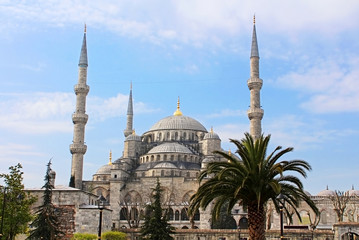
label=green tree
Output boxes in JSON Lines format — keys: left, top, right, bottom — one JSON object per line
{"left": 27, "top": 160, "right": 63, "bottom": 240}
{"left": 188, "top": 133, "right": 319, "bottom": 240}
{"left": 0, "top": 163, "right": 37, "bottom": 240}
{"left": 140, "top": 179, "right": 174, "bottom": 240}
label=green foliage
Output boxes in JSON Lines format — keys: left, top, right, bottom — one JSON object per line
{"left": 102, "top": 231, "right": 127, "bottom": 240}
{"left": 27, "top": 160, "right": 64, "bottom": 240}
{"left": 189, "top": 133, "right": 319, "bottom": 240}
{"left": 0, "top": 163, "right": 37, "bottom": 240}
{"left": 140, "top": 178, "right": 174, "bottom": 240}
{"left": 71, "top": 232, "right": 97, "bottom": 240}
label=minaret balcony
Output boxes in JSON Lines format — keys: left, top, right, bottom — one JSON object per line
{"left": 247, "top": 77, "right": 263, "bottom": 90}
{"left": 74, "top": 84, "right": 90, "bottom": 94}
{"left": 247, "top": 108, "right": 264, "bottom": 120}
{"left": 70, "top": 143, "right": 87, "bottom": 154}
{"left": 72, "top": 113, "right": 88, "bottom": 124}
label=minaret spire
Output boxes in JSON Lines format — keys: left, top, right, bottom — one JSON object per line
{"left": 124, "top": 83, "right": 134, "bottom": 137}
{"left": 70, "top": 26, "right": 90, "bottom": 189}
{"left": 247, "top": 16, "right": 264, "bottom": 140}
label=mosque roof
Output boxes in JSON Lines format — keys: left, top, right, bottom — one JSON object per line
{"left": 153, "top": 162, "right": 178, "bottom": 169}
{"left": 317, "top": 186, "right": 335, "bottom": 196}
{"left": 148, "top": 142, "right": 193, "bottom": 154}
{"left": 95, "top": 164, "right": 112, "bottom": 175}
{"left": 125, "top": 133, "right": 141, "bottom": 141}
{"left": 149, "top": 115, "right": 207, "bottom": 132}
{"left": 203, "top": 127, "right": 220, "bottom": 140}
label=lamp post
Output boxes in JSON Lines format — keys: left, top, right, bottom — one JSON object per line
{"left": 348, "top": 227, "right": 353, "bottom": 240}
{"left": 238, "top": 224, "right": 241, "bottom": 240}
{"left": 97, "top": 195, "right": 107, "bottom": 240}
{"left": 278, "top": 193, "right": 284, "bottom": 239}
{"left": 0, "top": 187, "right": 7, "bottom": 240}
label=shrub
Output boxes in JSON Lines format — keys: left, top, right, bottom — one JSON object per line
{"left": 102, "top": 231, "right": 127, "bottom": 240}
{"left": 71, "top": 232, "right": 98, "bottom": 240}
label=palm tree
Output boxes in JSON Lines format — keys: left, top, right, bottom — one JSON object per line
{"left": 188, "top": 133, "right": 319, "bottom": 240}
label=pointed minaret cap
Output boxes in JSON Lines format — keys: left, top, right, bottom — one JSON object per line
{"left": 250, "top": 15, "right": 259, "bottom": 58}
{"left": 127, "top": 82, "right": 133, "bottom": 115}
{"left": 108, "top": 150, "right": 112, "bottom": 165}
{"left": 173, "top": 97, "right": 183, "bottom": 116}
{"left": 79, "top": 24, "right": 88, "bottom": 67}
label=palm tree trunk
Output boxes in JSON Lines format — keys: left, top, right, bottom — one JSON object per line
{"left": 248, "top": 202, "right": 266, "bottom": 240}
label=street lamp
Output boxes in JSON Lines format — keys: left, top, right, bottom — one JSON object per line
{"left": 97, "top": 194, "right": 107, "bottom": 240}
{"left": 277, "top": 193, "right": 284, "bottom": 239}
{"left": 0, "top": 187, "right": 7, "bottom": 240}
{"left": 238, "top": 224, "right": 241, "bottom": 240}
{"left": 348, "top": 227, "right": 353, "bottom": 240}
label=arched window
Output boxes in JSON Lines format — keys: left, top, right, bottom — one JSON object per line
{"left": 157, "top": 155, "right": 160, "bottom": 161}
{"left": 239, "top": 217, "right": 248, "bottom": 229}
{"left": 183, "top": 132, "right": 187, "bottom": 140}
{"left": 320, "top": 211, "right": 328, "bottom": 224}
{"left": 193, "top": 209, "right": 200, "bottom": 221}
{"left": 167, "top": 132, "right": 170, "bottom": 140}
{"left": 168, "top": 208, "right": 174, "bottom": 221}
{"left": 164, "top": 155, "right": 167, "bottom": 161}
{"left": 158, "top": 133, "right": 162, "bottom": 141}
{"left": 130, "top": 208, "right": 139, "bottom": 220}
{"left": 171, "top": 155, "right": 174, "bottom": 161}
{"left": 161, "top": 170, "right": 165, "bottom": 177}
{"left": 151, "top": 155, "right": 154, "bottom": 161}
{"left": 120, "top": 208, "right": 128, "bottom": 220}
{"left": 175, "top": 132, "right": 178, "bottom": 140}
{"left": 181, "top": 208, "right": 189, "bottom": 221}
{"left": 175, "top": 210, "right": 180, "bottom": 221}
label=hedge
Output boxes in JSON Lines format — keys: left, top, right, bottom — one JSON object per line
{"left": 102, "top": 231, "right": 127, "bottom": 240}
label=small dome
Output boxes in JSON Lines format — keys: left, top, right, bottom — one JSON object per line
{"left": 95, "top": 164, "right": 112, "bottom": 175}
{"left": 154, "top": 162, "right": 178, "bottom": 169}
{"left": 347, "top": 186, "right": 359, "bottom": 196}
{"left": 149, "top": 115, "right": 207, "bottom": 132}
{"left": 317, "top": 186, "right": 335, "bottom": 196}
{"left": 203, "top": 132, "right": 220, "bottom": 140}
{"left": 148, "top": 143, "right": 192, "bottom": 154}
{"left": 125, "top": 133, "right": 141, "bottom": 141}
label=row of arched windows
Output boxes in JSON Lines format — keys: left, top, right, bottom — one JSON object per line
{"left": 119, "top": 207, "right": 200, "bottom": 221}
{"left": 140, "top": 154, "right": 199, "bottom": 163}
{"left": 144, "top": 131, "right": 204, "bottom": 144}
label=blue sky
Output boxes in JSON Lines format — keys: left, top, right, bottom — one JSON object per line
{"left": 0, "top": 0, "right": 358, "bottom": 195}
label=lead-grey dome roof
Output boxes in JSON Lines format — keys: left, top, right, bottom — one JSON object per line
{"left": 148, "top": 143, "right": 193, "bottom": 154}
{"left": 149, "top": 115, "right": 207, "bottom": 132}
{"left": 154, "top": 162, "right": 178, "bottom": 169}
{"left": 95, "top": 164, "right": 112, "bottom": 175}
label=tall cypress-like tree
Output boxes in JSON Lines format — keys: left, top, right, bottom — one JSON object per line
{"left": 0, "top": 164, "right": 37, "bottom": 240}
{"left": 27, "top": 160, "right": 63, "bottom": 240}
{"left": 140, "top": 179, "right": 174, "bottom": 240}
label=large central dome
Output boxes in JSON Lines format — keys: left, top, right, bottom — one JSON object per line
{"left": 149, "top": 115, "right": 207, "bottom": 132}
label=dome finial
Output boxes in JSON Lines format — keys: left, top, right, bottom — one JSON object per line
{"left": 173, "top": 96, "right": 183, "bottom": 116}
{"left": 228, "top": 148, "right": 232, "bottom": 156}
{"left": 210, "top": 126, "right": 214, "bottom": 133}
{"left": 108, "top": 150, "right": 112, "bottom": 165}
{"left": 253, "top": 14, "right": 255, "bottom": 25}
{"left": 84, "top": 23, "right": 87, "bottom": 33}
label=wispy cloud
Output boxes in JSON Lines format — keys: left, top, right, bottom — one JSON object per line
{"left": 206, "top": 109, "right": 242, "bottom": 118}
{"left": 1, "top": 1, "right": 358, "bottom": 47}
{"left": 275, "top": 57, "right": 359, "bottom": 113}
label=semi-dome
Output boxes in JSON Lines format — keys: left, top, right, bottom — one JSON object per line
{"left": 154, "top": 162, "right": 178, "bottom": 169}
{"left": 149, "top": 115, "right": 207, "bottom": 132}
{"left": 148, "top": 142, "right": 193, "bottom": 154}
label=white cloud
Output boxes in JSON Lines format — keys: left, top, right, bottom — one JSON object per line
{"left": 1, "top": 0, "right": 358, "bottom": 47}
{"left": 275, "top": 57, "right": 359, "bottom": 113}
{"left": 0, "top": 92, "right": 157, "bottom": 134}
{"left": 206, "top": 109, "right": 242, "bottom": 118}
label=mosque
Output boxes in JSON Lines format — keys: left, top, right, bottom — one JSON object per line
{"left": 27, "top": 19, "right": 359, "bottom": 239}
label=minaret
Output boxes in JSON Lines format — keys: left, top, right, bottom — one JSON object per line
{"left": 247, "top": 16, "right": 264, "bottom": 140}
{"left": 123, "top": 83, "right": 133, "bottom": 137}
{"left": 70, "top": 25, "right": 90, "bottom": 189}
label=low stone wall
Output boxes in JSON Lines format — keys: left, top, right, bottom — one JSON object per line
{"left": 121, "top": 228, "right": 334, "bottom": 240}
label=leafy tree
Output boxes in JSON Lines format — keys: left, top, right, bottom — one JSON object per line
{"left": 27, "top": 160, "right": 63, "bottom": 240}
{"left": 0, "top": 163, "right": 37, "bottom": 240}
{"left": 140, "top": 179, "right": 174, "bottom": 240}
{"left": 188, "top": 133, "right": 319, "bottom": 240}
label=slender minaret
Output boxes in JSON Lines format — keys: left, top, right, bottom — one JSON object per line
{"left": 70, "top": 25, "right": 90, "bottom": 189}
{"left": 123, "top": 83, "right": 133, "bottom": 137}
{"left": 247, "top": 16, "right": 264, "bottom": 140}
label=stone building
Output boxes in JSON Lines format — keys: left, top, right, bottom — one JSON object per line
{"left": 26, "top": 19, "right": 359, "bottom": 240}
